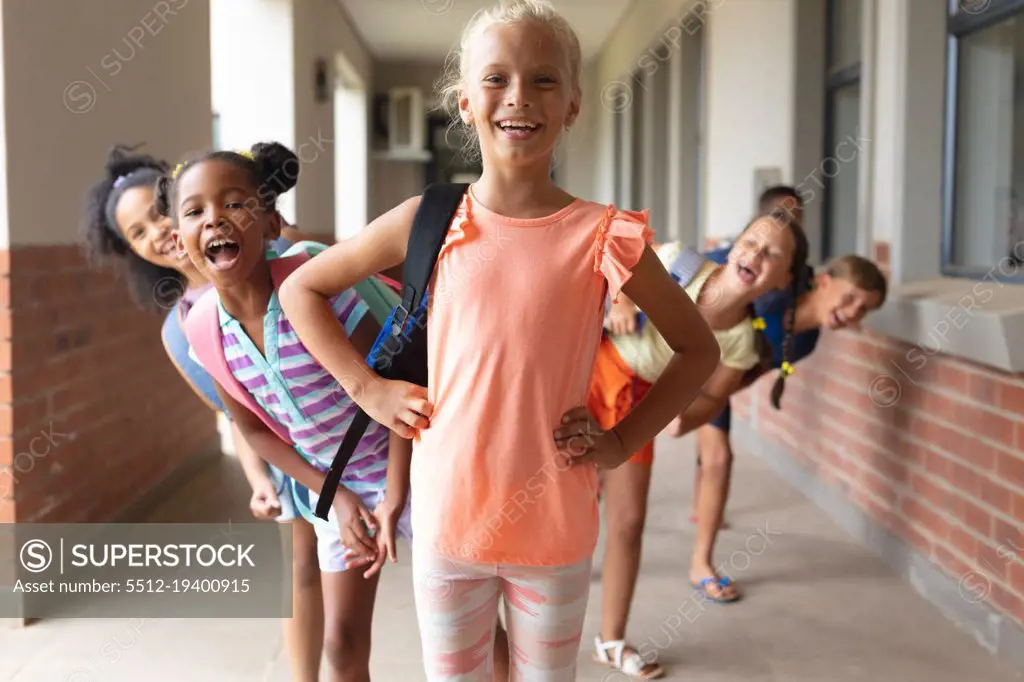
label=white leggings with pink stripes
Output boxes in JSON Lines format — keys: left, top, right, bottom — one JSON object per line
{"left": 412, "top": 544, "right": 592, "bottom": 681}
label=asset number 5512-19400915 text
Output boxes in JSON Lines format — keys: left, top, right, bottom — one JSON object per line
{"left": 125, "top": 578, "right": 251, "bottom": 593}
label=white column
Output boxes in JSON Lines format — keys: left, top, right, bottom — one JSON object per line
{"left": 873, "top": 0, "right": 945, "bottom": 284}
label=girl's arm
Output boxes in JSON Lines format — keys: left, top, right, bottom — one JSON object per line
{"left": 668, "top": 363, "right": 745, "bottom": 436}
{"left": 215, "top": 386, "right": 331, "bottom": 495}
{"left": 606, "top": 246, "right": 721, "bottom": 453}
{"left": 384, "top": 432, "right": 412, "bottom": 507}
{"left": 278, "top": 196, "right": 431, "bottom": 438}
{"left": 231, "top": 421, "right": 275, "bottom": 488}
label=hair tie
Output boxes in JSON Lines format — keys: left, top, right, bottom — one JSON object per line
{"left": 171, "top": 162, "right": 185, "bottom": 179}
{"left": 112, "top": 175, "right": 128, "bottom": 189}
{"left": 237, "top": 149, "right": 254, "bottom": 161}
{"left": 752, "top": 317, "right": 767, "bottom": 330}
{"left": 780, "top": 361, "right": 794, "bottom": 377}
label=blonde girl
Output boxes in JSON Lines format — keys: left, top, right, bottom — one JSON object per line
{"left": 278, "top": 1, "right": 721, "bottom": 679}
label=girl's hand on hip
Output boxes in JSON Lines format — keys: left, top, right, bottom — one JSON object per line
{"left": 334, "top": 488, "right": 379, "bottom": 568}
{"left": 363, "top": 379, "right": 433, "bottom": 439}
{"left": 553, "top": 406, "right": 630, "bottom": 470}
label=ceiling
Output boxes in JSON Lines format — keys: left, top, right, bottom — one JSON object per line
{"left": 336, "top": 0, "right": 636, "bottom": 62}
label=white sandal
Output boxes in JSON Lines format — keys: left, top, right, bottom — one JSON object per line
{"left": 593, "top": 636, "right": 665, "bottom": 679}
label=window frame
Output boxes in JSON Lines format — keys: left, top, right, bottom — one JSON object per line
{"left": 821, "top": 0, "right": 863, "bottom": 261}
{"left": 942, "top": 0, "right": 1024, "bottom": 281}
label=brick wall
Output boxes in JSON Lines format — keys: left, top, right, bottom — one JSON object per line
{"left": 734, "top": 311, "right": 1024, "bottom": 629}
{"left": 2, "top": 246, "right": 220, "bottom": 523}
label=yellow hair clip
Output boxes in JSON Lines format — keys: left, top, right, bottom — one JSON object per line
{"left": 171, "top": 162, "right": 185, "bottom": 179}
{"left": 780, "top": 361, "right": 794, "bottom": 377}
{"left": 237, "top": 149, "right": 254, "bottom": 160}
{"left": 752, "top": 317, "right": 767, "bottom": 330}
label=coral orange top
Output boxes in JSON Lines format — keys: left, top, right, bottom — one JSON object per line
{"left": 410, "top": 187, "right": 652, "bottom": 566}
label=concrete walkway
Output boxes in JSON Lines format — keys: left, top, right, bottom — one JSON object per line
{"left": 2, "top": 431, "right": 1021, "bottom": 681}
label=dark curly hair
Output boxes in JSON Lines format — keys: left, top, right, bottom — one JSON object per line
{"left": 154, "top": 141, "right": 299, "bottom": 226}
{"left": 80, "top": 144, "right": 182, "bottom": 313}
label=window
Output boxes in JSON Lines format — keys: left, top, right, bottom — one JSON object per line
{"left": 822, "top": 0, "right": 862, "bottom": 259}
{"left": 944, "top": 0, "right": 1024, "bottom": 279}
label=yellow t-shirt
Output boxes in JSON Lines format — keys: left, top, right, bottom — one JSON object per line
{"left": 609, "top": 241, "right": 760, "bottom": 382}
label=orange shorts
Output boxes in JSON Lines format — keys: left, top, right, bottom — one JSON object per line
{"left": 587, "top": 336, "right": 655, "bottom": 466}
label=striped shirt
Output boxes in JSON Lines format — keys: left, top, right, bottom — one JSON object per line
{"left": 189, "top": 243, "right": 389, "bottom": 495}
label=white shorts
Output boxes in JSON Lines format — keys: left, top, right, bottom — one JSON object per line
{"left": 305, "top": 486, "right": 413, "bottom": 573}
{"left": 268, "top": 465, "right": 298, "bottom": 522}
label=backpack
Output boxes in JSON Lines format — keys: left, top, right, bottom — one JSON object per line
{"left": 309, "top": 183, "right": 469, "bottom": 520}
{"left": 183, "top": 243, "right": 403, "bottom": 459}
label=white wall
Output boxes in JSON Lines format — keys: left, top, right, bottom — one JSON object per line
{"left": 872, "top": 0, "right": 945, "bottom": 284}
{"left": 565, "top": 0, "right": 797, "bottom": 246}
{"left": 211, "top": 0, "right": 372, "bottom": 235}
{"left": 5, "top": 0, "right": 211, "bottom": 246}
{"left": 211, "top": 0, "right": 296, "bottom": 220}
{"left": 292, "top": 0, "right": 372, "bottom": 236}
{"left": 564, "top": 0, "right": 701, "bottom": 205}
{"left": 703, "top": 0, "right": 796, "bottom": 241}
{"left": 368, "top": 61, "right": 446, "bottom": 220}
{"left": 792, "top": 0, "right": 826, "bottom": 257}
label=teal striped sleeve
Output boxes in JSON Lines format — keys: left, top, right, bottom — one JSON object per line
{"left": 331, "top": 289, "right": 370, "bottom": 337}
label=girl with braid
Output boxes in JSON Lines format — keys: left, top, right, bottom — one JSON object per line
{"left": 677, "top": 248, "right": 887, "bottom": 585}
{"left": 589, "top": 211, "right": 808, "bottom": 678}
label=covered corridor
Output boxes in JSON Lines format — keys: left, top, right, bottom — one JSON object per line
{"left": 0, "top": 0, "right": 1023, "bottom": 679}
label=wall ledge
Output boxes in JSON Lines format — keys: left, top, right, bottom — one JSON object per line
{"left": 732, "top": 418, "right": 1024, "bottom": 675}
{"left": 864, "top": 277, "right": 1024, "bottom": 373}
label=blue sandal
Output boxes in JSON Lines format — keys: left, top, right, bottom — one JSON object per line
{"left": 690, "top": 576, "right": 741, "bottom": 603}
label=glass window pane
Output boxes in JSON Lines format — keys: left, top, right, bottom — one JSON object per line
{"left": 953, "top": 17, "right": 1024, "bottom": 270}
{"left": 830, "top": 0, "right": 862, "bottom": 70}
{"left": 826, "top": 84, "right": 861, "bottom": 257}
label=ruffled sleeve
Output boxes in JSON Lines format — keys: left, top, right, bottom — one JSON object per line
{"left": 593, "top": 206, "right": 655, "bottom": 303}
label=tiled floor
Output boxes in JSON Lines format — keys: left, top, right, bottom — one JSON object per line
{"left": 2, "top": 432, "right": 1021, "bottom": 681}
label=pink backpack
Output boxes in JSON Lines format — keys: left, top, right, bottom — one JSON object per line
{"left": 184, "top": 249, "right": 400, "bottom": 444}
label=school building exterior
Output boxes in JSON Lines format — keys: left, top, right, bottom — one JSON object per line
{"left": 0, "top": 0, "right": 1021, "bottom": 673}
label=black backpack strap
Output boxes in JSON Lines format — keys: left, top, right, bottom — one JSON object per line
{"left": 314, "top": 183, "right": 468, "bottom": 522}
{"left": 391, "top": 183, "right": 470, "bottom": 338}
